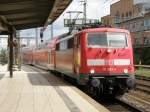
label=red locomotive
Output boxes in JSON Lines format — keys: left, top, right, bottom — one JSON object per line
{"left": 23, "top": 27, "right": 135, "bottom": 96}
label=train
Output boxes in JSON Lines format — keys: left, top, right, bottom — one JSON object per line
{"left": 23, "top": 27, "right": 136, "bottom": 96}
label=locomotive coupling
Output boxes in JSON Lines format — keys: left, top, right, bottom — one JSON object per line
{"left": 91, "top": 78, "right": 100, "bottom": 88}
{"left": 126, "top": 75, "right": 136, "bottom": 89}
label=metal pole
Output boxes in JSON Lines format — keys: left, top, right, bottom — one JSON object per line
{"left": 9, "top": 28, "right": 14, "bottom": 78}
{"left": 80, "top": 0, "right": 87, "bottom": 25}
{"left": 66, "top": 11, "right": 83, "bottom": 32}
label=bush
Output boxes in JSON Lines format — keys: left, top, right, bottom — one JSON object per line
{"left": 133, "top": 47, "right": 150, "bottom": 65}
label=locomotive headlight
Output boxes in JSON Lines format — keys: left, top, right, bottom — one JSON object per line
{"left": 107, "top": 49, "right": 111, "bottom": 53}
{"left": 90, "top": 69, "right": 95, "bottom": 74}
{"left": 124, "top": 69, "right": 128, "bottom": 73}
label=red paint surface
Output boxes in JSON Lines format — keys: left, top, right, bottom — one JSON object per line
{"left": 24, "top": 28, "right": 134, "bottom": 77}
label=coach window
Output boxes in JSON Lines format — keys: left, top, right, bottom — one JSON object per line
{"left": 67, "top": 38, "right": 73, "bottom": 49}
{"left": 60, "top": 40, "right": 67, "bottom": 50}
{"left": 56, "top": 43, "right": 60, "bottom": 51}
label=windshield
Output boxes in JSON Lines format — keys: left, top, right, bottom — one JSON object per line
{"left": 87, "top": 32, "right": 127, "bottom": 48}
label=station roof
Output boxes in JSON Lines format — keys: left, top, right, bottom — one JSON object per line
{"left": 0, "top": 0, "right": 72, "bottom": 31}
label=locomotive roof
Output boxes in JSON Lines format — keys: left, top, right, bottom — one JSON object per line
{"left": 81, "top": 28, "right": 130, "bottom": 34}
{"left": 36, "top": 27, "right": 130, "bottom": 50}
{"left": 52, "top": 27, "right": 130, "bottom": 43}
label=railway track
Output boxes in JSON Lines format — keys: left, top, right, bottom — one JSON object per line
{"left": 135, "top": 75, "right": 150, "bottom": 94}
{"left": 97, "top": 96, "right": 142, "bottom": 112}
{"left": 29, "top": 65, "right": 144, "bottom": 112}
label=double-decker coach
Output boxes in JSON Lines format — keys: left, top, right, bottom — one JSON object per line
{"left": 24, "top": 27, "right": 135, "bottom": 96}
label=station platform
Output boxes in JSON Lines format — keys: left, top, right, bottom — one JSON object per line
{"left": 0, "top": 65, "right": 109, "bottom": 112}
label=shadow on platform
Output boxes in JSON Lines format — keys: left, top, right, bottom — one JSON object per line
{"left": 22, "top": 65, "right": 73, "bottom": 87}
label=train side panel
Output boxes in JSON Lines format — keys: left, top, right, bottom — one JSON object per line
{"left": 47, "top": 50, "right": 55, "bottom": 70}
{"left": 55, "top": 48, "right": 74, "bottom": 77}
{"left": 23, "top": 51, "right": 33, "bottom": 65}
{"left": 33, "top": 49, "right": 49, "bottom": 69}
{"left": 55, "top": 34, "right": 82, "bottom": 79}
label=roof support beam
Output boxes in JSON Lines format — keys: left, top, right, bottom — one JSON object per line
{"left": 0, "top": 15, "right": 9, "bottom": 32}
{"left": 11, "top": 18, "right": 45, "bottom": 25}
{"left": 15, "top": 22, "right": 43, "bottom": 30}
{"left": 8, "top": 27, "right": 14, "bottom": 78}
{"left": 5, "top": 12, "right": 48, "bottom": 20}
{"left": 0, "top": 1, "right": 49, "bottom": 11}
{"left": 0, "top": 7, "right": 50, "bottom": 16}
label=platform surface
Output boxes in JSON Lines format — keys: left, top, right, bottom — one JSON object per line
{"left": 0, "top": 65, "right": 109, "bottom": 112}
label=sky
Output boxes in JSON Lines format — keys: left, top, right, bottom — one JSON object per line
{"left": 20, "top": 0, "right": 119, "bottom": 41}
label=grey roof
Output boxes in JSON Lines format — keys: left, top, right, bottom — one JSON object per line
{"left": 0, "top": 0, "right": 72, "bottom": 30}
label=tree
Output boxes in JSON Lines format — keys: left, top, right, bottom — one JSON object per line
{"left": 0, "top": 48, "right": 8, "bottom": 64}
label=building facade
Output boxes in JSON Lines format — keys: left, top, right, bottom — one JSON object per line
{"left": 101, "top": 0, "right": 141, "bottom": 26}
{"left": 101, "top": 15, "right": 112, "bottom": 26}
{"left": 101, "top": 0, "right": 150, "bottom": 46}
{"left": 121, "top": 12, "right": 150, "bottom": 46}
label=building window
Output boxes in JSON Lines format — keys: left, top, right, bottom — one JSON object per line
{"left": 144, "top": 19, "right": 149, "bottom": 27}
{"left": 114, "top": 15, "right": 120, "bottom": 24}
{"left": 133, "top": 9, "right": 134, "bottom": 17}
{"left": 126, "top": 12, "right": 128, "bottom": 18}
{"left": 144, "top": 20, "right": 147, "bottom": 27}
{"left": 122, "top": 13, "right": 127, "bottom": 22}
{"left": 129, "top": 11, "right": 132, "bottom": 18}
{"left": 143, "top": 37, "right": 149, "bottom": 45}
{"left": 134, "top": 38, "right": 140, "bottom": 45}
{"left": 132, "top": 21, "right": 136, "bottom": 28}
{"left": 124, "top": 22, "right": 128, "bottom": 29}
{"left": 122, "top": 13, "right": 124, "bottom": 19}
{"left": 141, "top": 20, "right": 144, "bottom": 26}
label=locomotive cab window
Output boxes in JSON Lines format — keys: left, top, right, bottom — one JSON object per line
{"left": 87, "top": 32, "right": 127, "bottom": 48}
{"left": 88, "top": 33, "right": 107, "bottom": 47}
{"left": 107, "top": 32, "right": 127, "bottom": 48}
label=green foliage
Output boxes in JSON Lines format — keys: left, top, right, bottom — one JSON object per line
{"left": 135, "top": 68, "right": 150, "bottom": 77}
{"left": 0, "top": 48, "right": 8, "bottom": 64}
{"left": 133, "top": 47, "right": 150, "bottom": 65}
